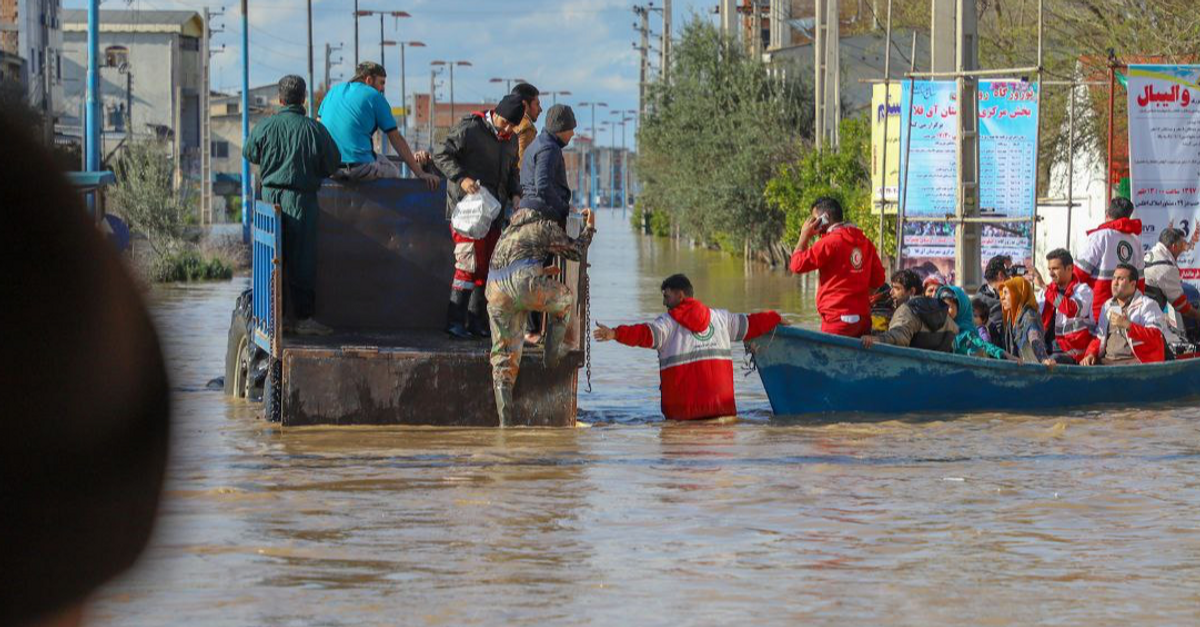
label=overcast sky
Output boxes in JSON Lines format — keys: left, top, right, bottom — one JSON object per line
{"left": 66, "top": 0, "right": 719, "bottom": 141}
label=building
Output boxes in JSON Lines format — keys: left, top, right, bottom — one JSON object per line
{"left": 209, "top": 83, "right": 275, "bottom": 182}
{"left": 59, "top": 9, "right": 205, "bottom": 179}
{"left": 1, "top": 0, "right": 65, "bottom": 139}
{"left": 764, "top": 28, "right": 929, "bottom": 114}
{"left": 0, "top": 48, "right": 24, "bottom": 83}
{"left": 410, "top": 93, "right": 496, "bottom": 151}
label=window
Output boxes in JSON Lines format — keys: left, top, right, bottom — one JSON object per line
{"left": 211, "top": 141, "right": 229, "bottom": 159}
{"left": 105, "top": 46, "right": 128, "bottom": 68}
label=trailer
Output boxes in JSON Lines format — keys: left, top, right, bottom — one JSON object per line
{"left": 224, "top": 178, "right": 587, "bottom": 427}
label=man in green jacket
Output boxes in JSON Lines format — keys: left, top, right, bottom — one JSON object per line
{"left": 244, "top": 75, "right": 341, "bottom": 335}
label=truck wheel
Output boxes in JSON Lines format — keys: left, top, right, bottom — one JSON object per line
{"left": 263, "top": 358, "right": 282, "bottom": 423}
{"left": 224, "top": 288, "right": 253, "bottom": 396}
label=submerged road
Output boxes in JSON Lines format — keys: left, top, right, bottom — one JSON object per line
{"left": 89, "top": 210, "right": 1200, "bottom": 626}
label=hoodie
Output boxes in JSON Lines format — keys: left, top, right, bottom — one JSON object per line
{"left": 1073, "top": 217, "right": 1145, "bottom": 320}
{"left": 613, "top": 298, "right": 781, "bottom": 420}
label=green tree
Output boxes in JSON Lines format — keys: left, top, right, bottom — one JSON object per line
{"left": 109, "top": 141, "right": 189, "bottom": 260}
{"left": 766, "top": 116, "right": 896, "bottom": 260}
{"left": 637, "top": 16, "right": 813, "bottom": 258}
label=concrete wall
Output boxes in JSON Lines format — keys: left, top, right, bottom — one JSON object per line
{"left": 61, "top": 31, "right": 180, "bottom": 134}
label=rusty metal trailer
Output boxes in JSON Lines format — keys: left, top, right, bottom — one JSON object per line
{"left": 240, "top": 178, "right": 586, "bottom": 427}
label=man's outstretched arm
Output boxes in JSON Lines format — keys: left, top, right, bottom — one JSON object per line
{"left": 594, "top": 322, "right": 655, "bottom": 348}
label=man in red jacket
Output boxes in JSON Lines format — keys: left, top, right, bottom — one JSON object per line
{"left": 1073, "top": 197, "right": 1144, "bottom": 321}
{"left": 788, "top": 197, "right": 886, "bottom": 337}
{"left": 593, "top": 274, "right": 783, "bottom": 421}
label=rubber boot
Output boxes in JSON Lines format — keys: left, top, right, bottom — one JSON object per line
{"left": 543, "top": 317, "right": 569, "bottom": 369}
{"left": 445, "top": 289, "right": 472, "bottom": 340}
{"left": 494, "top": 380, "right": 515, "bottom": 427}
{"left": 467, "top": 286, "right": 491, "bottom": 339}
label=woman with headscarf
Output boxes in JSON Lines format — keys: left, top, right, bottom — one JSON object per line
{"left": 1000, "top": 277, "right": 1055, "bottom": 366}
{"left": 935, "top": 285, "right": 1014, "bottom": 360}
{"left": 923, "top": 272, "right": 948, "bottom": 298}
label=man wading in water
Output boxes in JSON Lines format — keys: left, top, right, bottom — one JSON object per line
{"left": 594, "top": 274, "right": 783, "bottom": 421}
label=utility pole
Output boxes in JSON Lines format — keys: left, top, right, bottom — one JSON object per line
{"left": 428, "top": 68, "right": 437, "bottom": 151}
{"left": 814, "top": 0, "right": 841, "bottom": 150}
{"left": 632, "top": 5, "right": 652, "bottom": 117}
{"left": 240, "top": 0, "right": 251, "bottom": 242}
{"left": 353, "top": 0, "right": 359, "bottom": 67}
{"left": 307, "top": 0, "right": 314, "bottom": 116}
{"left": 324, "top": 43, "right": 344, "bottom": 92}
{"left": 660, "top": 0, "right": 671, "bottom": 83}
{"left": 929, "top": 0, "right": 981, "bottom": 288}
{"left": 201, "top": 7, "right": 217, "bottom": 225}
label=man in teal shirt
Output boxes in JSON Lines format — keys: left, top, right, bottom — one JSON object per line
{"left": 318, "top": 61, "right": 438, "bottom": 187}
{"left": 244, "top": 75, "right": 341, "bottom": 335}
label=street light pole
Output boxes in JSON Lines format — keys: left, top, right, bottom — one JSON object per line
{"left": 306, "top": 0, "right": 314, "bottom": 117}
{"left": 578, "top": 101, "right": 608, "bottom": 209}
{"left": 353, "top": 0, "right": 359, "bottom": 66}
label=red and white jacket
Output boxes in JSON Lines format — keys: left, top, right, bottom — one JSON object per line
{"left": 613, "top": 298, "right": 782, "bottom": 421}
{"left": 789, "top": 223, "right": 886, "bottom": 328}
{"left": 1073, "top": 217, "right": 1145, "bottom": 320}
{"left": 1085, "top": 292, "right": 1166, "bottom": 363}
{"left": 1037, "top": 280, "right": 1095, "bottom": 362}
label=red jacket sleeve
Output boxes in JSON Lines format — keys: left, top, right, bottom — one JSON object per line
{"left": 614, "top": 324, "right": 654, "bottom": 348}
{"left": 1128, "top": 323, "right": 1166, "bottom": 363}
{"left": 789, "top": 238, "right": 829, "bottom": 274}
{"left": 1073, "top": 264, "right": 1096, "bottom": 287}
{"left": 743, "top": 311, "right": 782, "bottom": 341}
{"left": 1085, "top": 337, "right": 1102, "bottom": 358}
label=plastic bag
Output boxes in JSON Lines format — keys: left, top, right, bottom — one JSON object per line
{"left": 450, "top": 188, "right": 502, "bottom": 239}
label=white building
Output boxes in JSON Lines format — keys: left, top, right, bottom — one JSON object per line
{"left": 1, "top": 0, "right": 66, "bottom": 130}
{"left": 59, "top": 9, "right": 205, "bottom": 179}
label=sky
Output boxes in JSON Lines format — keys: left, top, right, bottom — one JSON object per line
{"left": 66, "top": 0, "right": 719, "bottom": 143}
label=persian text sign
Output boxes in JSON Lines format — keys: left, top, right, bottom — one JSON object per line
{"left": 871, "top": 83, "right": 902, "bottom": 211}
{"left": 1127, "top": 65, "right": 1200, "bottom": 280}
{"left": 897, "top": 80, "right": 1039, "bottom": 275}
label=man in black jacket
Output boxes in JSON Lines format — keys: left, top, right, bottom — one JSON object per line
{"left": 434, "top": 94, "right": 525, "bottom": 339}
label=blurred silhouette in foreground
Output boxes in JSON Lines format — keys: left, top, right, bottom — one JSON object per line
{"left": 0, "top": 114, "right": 171, "bottom": 626}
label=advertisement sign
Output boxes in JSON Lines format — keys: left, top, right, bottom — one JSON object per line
{"left": 1127, "top": 64, "right": 1200, "bottom": 281}
{"left": 897, "top": 80, "right": 1039, "bottom": 280}
{"left": 871, "top": 83, "right": 902, "bottom": 213}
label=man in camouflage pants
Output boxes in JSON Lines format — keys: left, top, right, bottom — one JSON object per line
{"left": 486, "top": 207, "right": 596, "bottom": 425}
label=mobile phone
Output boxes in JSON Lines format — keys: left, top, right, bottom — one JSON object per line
{"left": 1011, "top": 265, "right": 1026, "bottom": 277}
{"left": 817, "top": 213, "right": 831, "bottom": 233}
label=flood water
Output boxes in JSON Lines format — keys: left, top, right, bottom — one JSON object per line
{"left": 90, "top": 210, "right": 1200, "bottom": 625}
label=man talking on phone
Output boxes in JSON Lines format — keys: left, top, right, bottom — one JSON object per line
{"left": 789, "top": 197, "right": 886, "bottom": 337}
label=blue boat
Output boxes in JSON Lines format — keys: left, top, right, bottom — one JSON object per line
{"left": 749, "top": 325, "right": 1200, "bottom": 415}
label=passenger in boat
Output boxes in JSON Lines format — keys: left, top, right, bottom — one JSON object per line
{"left": 936, "top": 286, "right": 1010, "bottom": 360}
{"left": 487, "top": 205, "right": 596, "bottom": 425}
{"left": 975, "top": 255, "right": 1010, "bottom": 347}
{"left": 244, "top": 75, "right": 342, "bottom": 336}
{"left": 1029, "top": 248, "right": 1095, "bottom": 364}
{"left": 861, "top": 270, "right": 957, "bottom": 351}
{"left": 511, "top": 83, "right": 542, "bottom": 166}
{"left": 1074, "top": 197, "right": 1144, "bottom": 320}
{"left": 923, "top": 272, "right": 948, "bottom": 298}
{"left": 1000, "top": 277, "right": 1056, "bottom": 366}
{"left": 1081, "top": 264, "right": 1167, "bottom": 366}
{"left": 435, "top": 94, "right": 527, "bottom": 340}
{"left": 593, "top": 274, "right": 784, "bottom": 421}
{"left": 788, "top": 196, "right": 886, "bottom": 338}
{"left": 972, "top": 298, "right": 994, "bottom": 344}
{"left": 1144, "top": 228, "right": 1200, "bottom": 348}
{"left": 318, "top": 62, "right": 439, "bottom": 186}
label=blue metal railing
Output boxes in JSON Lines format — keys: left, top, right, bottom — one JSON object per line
{"left": 252, "top": 201, "right": 280, "bottom": 356}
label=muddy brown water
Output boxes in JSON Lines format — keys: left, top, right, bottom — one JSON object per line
{"left": 89, "top": 210, "right": 1200, "bottom": 625}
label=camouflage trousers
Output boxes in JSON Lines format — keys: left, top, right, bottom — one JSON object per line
{"left": 485, "top": 267, "right": 575, "bottom": 388}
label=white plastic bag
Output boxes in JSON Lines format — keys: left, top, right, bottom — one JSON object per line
{"left": 450, "top": 188, "right": 502, "bottom": 239}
